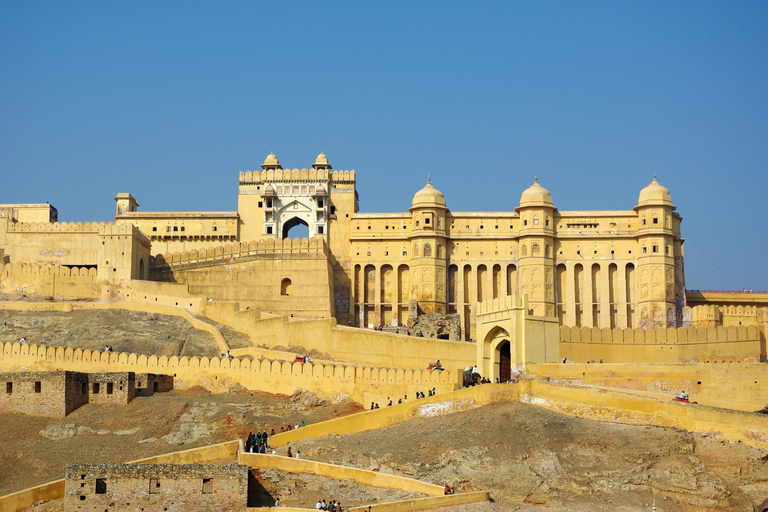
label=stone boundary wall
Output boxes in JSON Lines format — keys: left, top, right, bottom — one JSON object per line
{"left": 559, "top": 324, "right": 766, "bottom": 363}
{"left": 0, "top": 263, "right": 99, "bottom": 299}
{"left": 344, "top": 492, "right": 491, "bottom": 512}
{"left": 0, "top": 339, "right": 456, "bottom": 405}
{"left": 526, "top": 362, "right": 768, "bottom": 412}
{"left": 270, "top": 382, "right": 768, "bottom": 450}
{"left": 238, "top": 453, "right": 444, "bottom": 496}
{"left": 150, "top": 236, "right": 328, "bottom": 269}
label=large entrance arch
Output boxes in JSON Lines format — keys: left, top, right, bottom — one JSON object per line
{"left": 282, "top": 217, "right": 309, "bottom": 239}
{"left": 480, "top": 325, "right": 512, "bottom": 382}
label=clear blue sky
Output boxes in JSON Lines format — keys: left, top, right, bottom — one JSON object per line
{"left": 1, "top": 1, "right": 766, "bottom": 291}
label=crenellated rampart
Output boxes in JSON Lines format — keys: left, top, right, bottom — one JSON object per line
{"left": 0, "top": 340, "right": 457, "bottom": 405}
{"left": 150, "top": 236, "right": 328, "bottom": 269}
{"left": 239, "top": 168, "right": 356, "bottom": 183}
{"left": 559, "top": 324, "right": 766, "bottom": 363}
{"left": 0, "top": 263, "right": 99, "bottom": 299}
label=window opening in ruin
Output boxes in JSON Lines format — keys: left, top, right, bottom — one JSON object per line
{"left": 95, "top": 479, "right": 107, "bottom": 494}
{"left": 281, "top": 278, "right": 292, "bottom": 296}
{"left": 153, "top": 382, "right": 159, "bottom": 392}
{"left": 79, "top": 496, "right": 85, "bottom": 501}
{"left": 149, "top": 478, "right": 160, "bottom": 494}
{"left": 202, "top": 478, "right": 213, "bottom": 494}
{"left": 6, "top": 382, "right": 11, "bottom": 394}
{"left": 34, "top": 381, "right": 41, "bottom": 393}
{"left": 107, "top": 383, "right": 113, "bottom": 395}
{"left": 93, "top": 383, "right": 100, "bottom": 394}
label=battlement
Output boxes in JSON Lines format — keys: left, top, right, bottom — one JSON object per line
{"left": 239, "top": 168, "right": 356, "bottom": 184}
{"left": 7, "top": 221, "right": 107, "bottom": 233}
{"left": 150, "top": 236, "right": 329, "bottom": 269}
{"left": 2, "top": 263, "right": 98, "bottom": 278}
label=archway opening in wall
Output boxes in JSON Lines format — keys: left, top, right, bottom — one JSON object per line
{"left": 282, "top": 217, "right": 309, "bottom": 239}
{"left": 281, "top": 278, "right": 292, "bottom": 296}
{"left": 497, "top": 340, "right": 511, "bottom": 382}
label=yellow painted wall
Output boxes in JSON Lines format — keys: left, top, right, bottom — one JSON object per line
{"left": 238, "top": 453, "right": 444, "bottom": 496}
{"left": 559, "top": 324, "right": 766, "bottom": 363}
{"left": 0, "top": 263, "right": 100, "bottom": 299}
{"left": 526, "top": 362, "right": 768, "bottom": 411}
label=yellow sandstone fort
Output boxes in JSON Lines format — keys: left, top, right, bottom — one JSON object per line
{"left": 1, "top": 152, "right": 766, "bottom": 379}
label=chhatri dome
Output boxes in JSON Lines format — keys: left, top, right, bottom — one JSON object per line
{"left": 519, "top": 175, "right": 554, "bottom": 207}
{"left": 637, "top": 174, "right": 673, "bottom": 207}
{"left": 313, "top": 151, "right": 332, "bottom": 169}
{"left": 261, "top": 152, "right": 281, "bottom": 170}
{"left": 411, "top": 176, "right": 446, "bottom": 208}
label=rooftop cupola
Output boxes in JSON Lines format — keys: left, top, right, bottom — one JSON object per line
{"left": 312, "top": 152, "right": 332, "bottom": 170}
{"left": 261, "top": 152, "right": 281, "bottom": 171}
{"left": 637, "top": 174, "right": 673, "bottom": 207}
{"left": 518, "top": 175, "right": 554, "bottom": 208}
{"left": 411, "top": 176, "right": 446, "bottom": 209}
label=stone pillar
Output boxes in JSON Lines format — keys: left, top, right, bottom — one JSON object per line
{"left": 565, "top": 263, "right": 576, "bottom": 327}
{"left": 487, "top": 267, "right": 495, "bottom": 301}
{"left": 374, "top": 265, "right": 381, "bottom": 328}
{"left": 616, "top": 262, "right": 628, "bottom": 329}
{"left": 600, "top": 263, "right": 612, "bottom": 328}
{"left": 501, "top": 265, "right": 509, "bottom": 298}
{"left": 583, "top": 265, "right": 594, "bottom": 328}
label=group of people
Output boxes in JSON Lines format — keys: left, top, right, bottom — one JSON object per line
{"left": 285, "top": 447, "right": 301, "bottom": 459}
{"left": 279, "top": 421, "right": 306, "bottom": 432}
{"left": 370, "top": 388, "right": 438, "bottom": 410}
{"left": 315, "top": 499, "right": 343, "bottom": 511}
{"left": 245, "top": 431, "right": 271, "bottom": 453}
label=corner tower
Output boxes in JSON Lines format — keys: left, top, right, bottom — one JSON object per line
{"left": 409, "top": 177, "right": 449, "bottom": 315}
{"left": 634, "top": 175, "right": 683, "bottom": 327}
{"left": 515, "top": 177, "right": 556, "bottom": 317}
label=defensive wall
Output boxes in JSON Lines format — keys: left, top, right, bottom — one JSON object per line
{"left": 268, "top": 382, "right": 768, "bottom": 451}
{"left": 149, "top": 237, "right": 335, "bottom": 319}
{"left": 0, "top": 263, "right": 99, "bottom": 299}
{"left": 559, "top": 324, "right": 766, "bottom": 363}
{"left": 239, "top": 453, "right": 443, "bottom": 496}
{"left": 0, "top": 340, "right": 458, "bottom": 406}
{"left": 526, "top": 362, "right": 768, "bottom": 412}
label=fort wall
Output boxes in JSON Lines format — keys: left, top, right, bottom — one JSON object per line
{"left": 0, "top": 340, "right": 458, "bottom": 406}
{"left": 238, "top": 453, "right": 444, "bottom": 496}
{"left": 559, "top": 324, "right": 766, "bottom": 363}
{"left": 0, "top": 263, "right": 99, "bottom": 299}
{"left": 149, "top": 237, "right": 334, "bottom": 318}
{"left": 525, "top": 362, "right": 768, "bottom": 412}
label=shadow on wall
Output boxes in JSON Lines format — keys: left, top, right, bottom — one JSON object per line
{"left": 248, "top": 468, "right": 277, "bottom": 507}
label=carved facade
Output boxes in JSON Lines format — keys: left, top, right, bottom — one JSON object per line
{"left": 2, "top": 152, "right": 764, "bottom": 340}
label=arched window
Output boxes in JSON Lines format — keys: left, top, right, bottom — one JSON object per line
{"left": 532, "top": 243, "right": 540, "bottom": 256}
{"left": 413, "top": 243, "right": 419, "bottom": 257}
{"left": 281, "top": 278, "right": 292, "bottom": 296}
{"left": 521, "top": 245, "right": 528, "bottom": 257}
{"left": 437, "top": 244, "right": 443, "bottom": 258}
{"left": 423, "top": 244, "right": 432, "bottom": 257}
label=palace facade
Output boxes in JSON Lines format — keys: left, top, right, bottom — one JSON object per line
{"left": 2, "top": 152, "right": 766, "bottom": 340}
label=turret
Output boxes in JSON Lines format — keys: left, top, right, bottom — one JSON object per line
{"left": 515, "top": 176, "right": 556, "bottom": 317}
{"left": 634, "top": 175, "right": 681, "bottom": 327}
{"left": 409, "top": 177, "right": 449, "bottom": 315}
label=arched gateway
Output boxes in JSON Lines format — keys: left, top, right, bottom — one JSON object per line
{"left": 476, "top": 294, "right": 560, "bottom": 382}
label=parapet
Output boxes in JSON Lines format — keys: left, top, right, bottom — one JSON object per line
{"left": 150, "top": 236, "right": 329, "bottom": 269}
{"left": 239, "top": 168, "right": 355, "bottom": 184}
